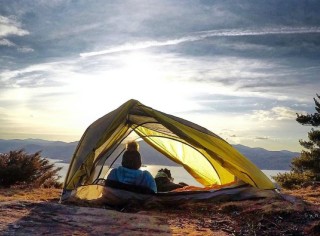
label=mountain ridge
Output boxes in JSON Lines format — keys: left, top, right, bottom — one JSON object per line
{"left": 0, "top": 139, "right": 299, "bottom": 170}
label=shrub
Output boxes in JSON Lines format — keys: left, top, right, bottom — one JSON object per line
{"left": 273, "top": 171, "right": 310, "bottom": 189}
{"left": 0, "top": 149, "right": 62, "bottom": 188}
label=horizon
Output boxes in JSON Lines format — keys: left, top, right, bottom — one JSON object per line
{"left": 1, "top": 1, "right": 320, "bottom": 152}
{"left": 0, "top": 137, "right": 300, "bottom": 153}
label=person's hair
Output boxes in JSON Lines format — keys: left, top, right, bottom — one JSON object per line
{"left": 126, "top": 141, "right": 139, "bottom": 151}
{"left": 121, "top": 141, "right": 141, "bottom": 169}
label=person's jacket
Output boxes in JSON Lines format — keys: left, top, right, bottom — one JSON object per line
{"left": 107, "top": 166, "right": 157, "bottom": 193}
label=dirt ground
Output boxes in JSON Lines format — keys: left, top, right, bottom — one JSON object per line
{"left": 0, "top": 187, "right": 319, "bottom": 235}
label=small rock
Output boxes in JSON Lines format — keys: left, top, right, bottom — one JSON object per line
{"left": 12, "top": 224, "right": 21, "bottom": 229}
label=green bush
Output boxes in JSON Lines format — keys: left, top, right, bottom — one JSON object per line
{"left": 272, "top": 171, "right": 310, "bottom": 189}
{"left": 0, "top": 149, "right": 62, "bottom": 188}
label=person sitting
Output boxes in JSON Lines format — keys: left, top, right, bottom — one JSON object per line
{"left": 155, "top": 168, "right": 188, "bottom": 192}
{"left": 106, "top": 141, "right": 157, "bottom": 193}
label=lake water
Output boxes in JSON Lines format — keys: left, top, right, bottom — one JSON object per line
{"left": 54, "top": 161, "right": 288, "bottom": 186}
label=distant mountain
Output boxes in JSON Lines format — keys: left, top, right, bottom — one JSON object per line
{"left": 0, "top": 139, "right": 299, "bottom": 170}
{"left": 233, "top": 144, "right": 299, "bottom": 170}
{"left": 0, "top": 139, "right": 78, "bottom": 162}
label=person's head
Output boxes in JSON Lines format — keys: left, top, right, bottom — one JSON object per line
{"left": 121, "top": 142, "right": 142, "bottom": 170}
{"left": 126, "top": 141, "right": 139, "bottom": 152}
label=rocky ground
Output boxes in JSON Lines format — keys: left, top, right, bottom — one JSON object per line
{"left": 0, "top": 186, "right": 319, "bottom": 235}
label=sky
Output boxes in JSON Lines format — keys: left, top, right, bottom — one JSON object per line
{"left": 0, "top": 0, "right": 320, "bottom": 152}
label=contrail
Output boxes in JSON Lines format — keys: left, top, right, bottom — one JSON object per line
{"left": 80, "top": 27, "right": 320, "bottom": 57}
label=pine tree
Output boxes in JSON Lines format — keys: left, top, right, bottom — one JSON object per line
{"left": 274, "top": 94, "right": 320, "bottom": 189}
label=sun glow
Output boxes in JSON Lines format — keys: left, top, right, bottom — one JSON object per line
{"left": 69, "top": 52, "right": 203, "bottom": 119}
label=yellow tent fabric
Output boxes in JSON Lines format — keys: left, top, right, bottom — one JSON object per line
{"left": 62, "top": 99, "right": 275, "bottom": 200}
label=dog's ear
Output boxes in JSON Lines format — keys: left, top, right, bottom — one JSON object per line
{"left": 164, "top": 168, "right": 172, "bottom": 178}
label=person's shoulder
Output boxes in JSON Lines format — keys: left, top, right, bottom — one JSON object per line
{"left": 107, "top": 167, "right": 115, "bottom": 173}
{"left": 106, "top": 167, "right": 118, "bottom": 180}
{"left": 142, "top": 170, "right": 154, "bottom": 177}
{"left": 119, "top": 166, "right": 141, "bottom": 172}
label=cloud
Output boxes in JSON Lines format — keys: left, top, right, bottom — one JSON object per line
{"left": 80, "top": 39, "right": 186, "bottom": 57}
{"left": 0, "top": 15, "right": 33, "bottom": 53}
{"left": 0, "top": 39, "right": 15, "bottom": 46}
{"left": 17, "top": 47, "right": 34, "bottom": 53}
{"left": 80, "top": 26, "right": 320, "bottom": 57}
{"left": 254, "top": 136, "right": 269, "bottom": 140}
{"left": 0, "top": 61, "right": 70, "bottom": 89}
{"left": 0, "top": 15, "right": 29, "bottom": 38}
{"left": 250, "top": 106, "right": 302, "bottom": 122}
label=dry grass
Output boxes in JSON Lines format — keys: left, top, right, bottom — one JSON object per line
{"left": 0, "top": 187, "right": 61, "bottom": 202}
{"left": 283, "top": 186, "right": 320, "bottom": 206}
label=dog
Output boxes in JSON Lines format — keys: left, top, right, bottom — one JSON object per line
{"left": 155, "top": 168, "right": 188, "bottom": 192}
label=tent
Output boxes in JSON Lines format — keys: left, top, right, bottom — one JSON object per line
{"left": 61, "top": 99, "right": 275, "bottom": 203}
